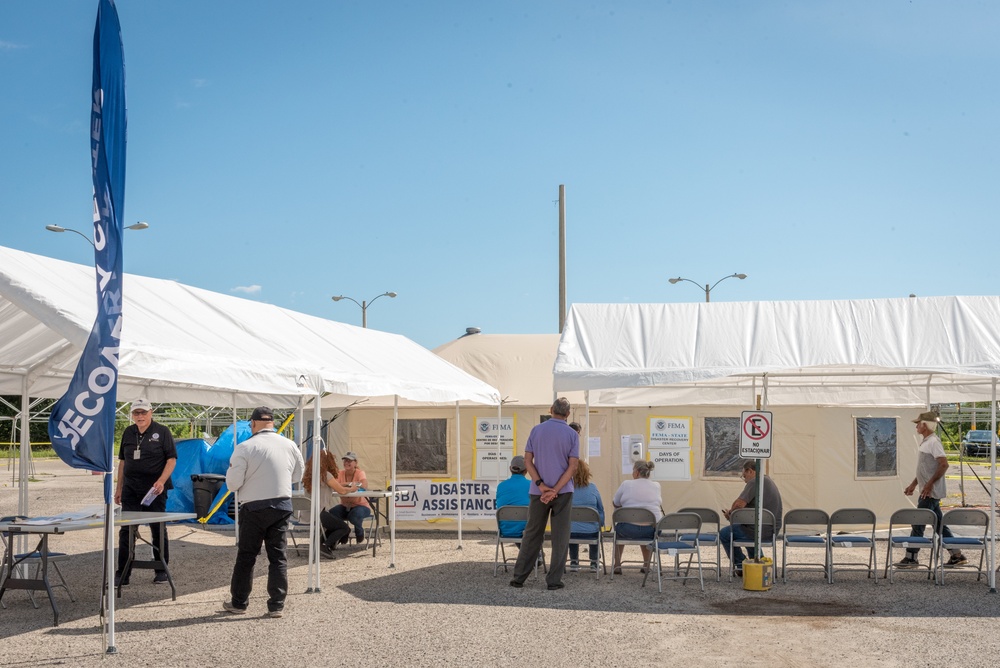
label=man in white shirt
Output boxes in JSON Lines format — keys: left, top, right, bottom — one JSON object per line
{"left": 223, "top": 407, "right": 304, "bottom": 617}
{"left": 896, "top": 410, "right": 966, "bottom": 569}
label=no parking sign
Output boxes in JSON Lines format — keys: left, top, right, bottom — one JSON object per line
{"left": 739, "top": 411, "right": 773, "bottom": 459}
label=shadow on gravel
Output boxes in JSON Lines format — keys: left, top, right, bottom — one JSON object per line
{"left": 338, "top": 545, "right": 999, "bottom": 619}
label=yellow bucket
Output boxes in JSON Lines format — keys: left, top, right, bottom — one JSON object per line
{"left": 742, "top": 557, "right": 773, "bottom": 591}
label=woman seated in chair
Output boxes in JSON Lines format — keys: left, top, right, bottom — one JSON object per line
{"left": 302, "top": 449, "right": 352, "bottom": 558}
{"left": 612, "top": 460, "right": 662, "bottom": 574}
{"left": 568, "top": 459, "right": 604, "bottom": 573}
{"left": 330, "top": 451, "right": 372, "bottom": 544}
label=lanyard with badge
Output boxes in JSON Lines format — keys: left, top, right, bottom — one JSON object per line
{"left": 134, "top": 431, "right": 147, "bottom": 460}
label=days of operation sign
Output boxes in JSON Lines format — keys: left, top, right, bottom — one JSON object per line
{"left": 739, "top": 410, "right": 773, "bottom": 459}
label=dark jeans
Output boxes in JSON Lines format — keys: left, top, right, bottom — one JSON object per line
{"left": 331, "top": 504, "right": 371, "bottom": 541}
{"left": 721, "top": 524, "right": 755, "bottom": 568}
{"left": 907, "top": 496, "right": 956, "bottom": 557}
{"left": 511, "top": 493, "right": 573, "bottom": 586}
{"left": 117, "top": 486, "right": 168, "bottom": 578}
{"left": 568, "top": 532, "right": 599, "bottom": 565}
{"left": 230, "top": 506, "right": 292, "bottom": 613}
{"left": 320, "top": 508, "right": 351, "bottom": 548}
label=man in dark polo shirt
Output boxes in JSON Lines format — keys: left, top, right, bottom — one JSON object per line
{"left": 114, "top": 398, "right": 177, "bottom": 586}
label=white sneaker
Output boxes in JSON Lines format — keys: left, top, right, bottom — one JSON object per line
{"left": 568, "top": 563, "right": 580, "bottom": 572}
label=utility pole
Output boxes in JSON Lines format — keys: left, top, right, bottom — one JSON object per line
{"left": 558, "top": 184, "right": 566, "bottom": 333}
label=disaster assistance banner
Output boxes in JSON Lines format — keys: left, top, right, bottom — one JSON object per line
{"left": 393, "top": 479, "right": 497, "bottom": 521}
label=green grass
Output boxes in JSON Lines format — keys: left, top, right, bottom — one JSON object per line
{"left": 3, "top": 446, "right": 58, "bottom": 459}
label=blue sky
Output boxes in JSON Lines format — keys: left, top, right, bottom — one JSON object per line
{"left": 2, "top": 1, "right": 998, "bottom": 349}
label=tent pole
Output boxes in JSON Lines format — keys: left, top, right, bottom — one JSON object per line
{"left": 18, "top": 375, "right": 29, "bottom": 519}
{"left": 390, "top": 396, "right": 398, "bottom": 568}
{"left": 990, "top": 379, "right": 996, "bottom": 593}
{"left": 584, "top": 391, "right": 590, "bottom": 463}
{"left": 754, "top": 375, "right": 768, "bottom": 561}
{"left": 455, "top": 401, "right": 463, "bottom": 550}
{"left": 496, "top": 399, "right": 502, "bottom": 532}
{"left": 232, "top": 395, "right": 239, "bottom": 546}
{"left": 311, "top": 394, "right": 322, "bottom": 591}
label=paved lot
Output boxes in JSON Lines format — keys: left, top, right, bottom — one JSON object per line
{"left": 2, "top": 458, "right": 998, "bottom": 667}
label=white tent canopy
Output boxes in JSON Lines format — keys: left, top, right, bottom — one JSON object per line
{"left": 554, "top": 297, "right": 998, "bottom": 591}
{"left": 0, "top": 246, "right": 499, "bottom": 407}
{"left": 1, "top": 245, "right": 500, "bottom": 586}
{"left": 554, "top": 298, "right": 1000, "bottom": 406}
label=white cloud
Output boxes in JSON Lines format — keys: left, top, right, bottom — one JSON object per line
{"left": 192, "top": 78, "right": 209, "bottom": 88}
{"left": 232, "top": 285, "right": 262, "bottom": 295}
{"left": 0, "top": 41, "right": 25, "bottom": 50}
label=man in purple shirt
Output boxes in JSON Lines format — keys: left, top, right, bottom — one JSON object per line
{"left": 509, "top": 397, "right": 580, "bottom": 590}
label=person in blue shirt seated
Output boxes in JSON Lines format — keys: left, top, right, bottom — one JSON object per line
{"left": 567, "top": 458, "right": 604, "bottom": 572}
{"left": 496, "top": 455, "right": 530, "bottom": 541}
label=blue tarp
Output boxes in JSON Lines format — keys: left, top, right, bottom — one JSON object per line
{"left": 167, "top": 420, "right": 254, "bottom": 524}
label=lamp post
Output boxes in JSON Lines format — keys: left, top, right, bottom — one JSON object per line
{"left": 668, "top": 273, "right": 747, "bottom": 302}
{"left": 331, "top": 291, "right": 397, "bottom": 328}
{"left": 45, "top": 221, "right": 149, "bottom": 248}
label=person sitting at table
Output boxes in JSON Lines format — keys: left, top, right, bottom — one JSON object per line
{"left": 302, "top": 449, "right": 352, "bottom": 558}
{"left": 568, "top": 459, "right": 604, "bottom": 573}
{"left": 329, "top": 451, "right": 371, "bottom": 544}
{"left": 611, "top": 460, "right": 662, "bottom": 575}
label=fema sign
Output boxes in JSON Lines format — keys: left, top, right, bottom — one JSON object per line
{"left": 739, "top": 411, "right": 773, "bottom": 459}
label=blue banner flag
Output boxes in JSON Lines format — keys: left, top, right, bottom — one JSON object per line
{"left": 48, "top": 0, "right": 127, "bottom": 497}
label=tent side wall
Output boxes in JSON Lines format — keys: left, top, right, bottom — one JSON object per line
{"left": 327, "top": 404, "right": 917, "bottom": 530}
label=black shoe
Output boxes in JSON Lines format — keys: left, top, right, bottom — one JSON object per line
{"left": 114, "top": 573, "right": 129, "bottom": 587}
{"left": 356, "top": 534, "right": 365, "bottom": 544}
{"left": 339, "top": 534, "right": 350, "bottom": 545}
{"left": 509, "top": 579, "right": 524, "bottom": 588}
{"left": 732, "top": 567, "right": 743, "bottom": 578}
{"left": 266, "top": 609, "right": 284, "bottom": 618}
{"left": 152, "top": 571, "right": 169, "bottom": 584}
{"left": 547, "top": 582, "right": 565, "bottom": 590}
{"left": 895, "top": 557, "right": 919, "bottom": 569}
{"left": 320, "top": 544, "right": 336, "bottom": 560}
{"left": 945, "top": 554, "right": 968, "bottom": 568}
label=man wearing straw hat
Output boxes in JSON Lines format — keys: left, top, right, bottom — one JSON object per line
{"left": 895, "top": 409, "right": 967, "bottom": 569}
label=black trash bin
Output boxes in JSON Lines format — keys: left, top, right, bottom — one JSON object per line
{"left": 191, "top": 473, "right": 227, "bottom": 519}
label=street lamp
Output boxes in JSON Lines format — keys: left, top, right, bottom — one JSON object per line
{"left": 668, "top": 273, "right": 747, "bottom": 302}
{"left": 331, "top": 291, "right": 397, "bottom": 328}
{"left": 45, "top": 221, "right": 150, "bottom": 248}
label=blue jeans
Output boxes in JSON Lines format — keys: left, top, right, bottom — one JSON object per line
{"left": 331, "top": 504, "right": 371, "bottom": 541}
{"left": 720, "top": 523, "right": 757, "bottom": 568}
{"left": 907, "top": 496, "right": 956, "bottom": 557}
{"left": 568, "top": 532, "right": 599, "bottom": 565}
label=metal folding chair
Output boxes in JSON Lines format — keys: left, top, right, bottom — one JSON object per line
{"left": 828, "top": 508, "right": 878, "bottom": 584}
{"left": 610, "top": 507, "right": 657, "bottom": 580}
{"left": 1, "top": 516, "right": 75, "bottom": 609}
{"left": 287, "top": 496, "right": 314, "bottom": 556}
{"left": 566, "top": 507, "right": 607, "bottom": 578}
{"left": 495, "top": 505, "right": 544, "bottom": 577}
{"left": 781, "top": 509, "right": 829, "bottom": 583}
{"left": 728, "top": 508, "right": 777, "bottom": 582}
{"left": 936, "top": 508, "right": 989, "bottom": 585}
{"left": 648, "top": 512, "right": 704, "bottom": 592}
{"left": 884, "top": 508, "right": 937, "bottom": 583}
{"left": 678, "top": 507, "right": 722, "bottom": 582}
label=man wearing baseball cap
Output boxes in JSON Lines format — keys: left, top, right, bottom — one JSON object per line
{"left": 224, "top": 407, "right": 304, "bottom": 618}
{"left": 114, "top": 399, "right": 177, "bottom": 586}
{"left": 896, "top": 409, "right": 967, "bottom": 569}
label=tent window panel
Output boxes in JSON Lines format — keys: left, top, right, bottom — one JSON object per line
{"left": 396, "top": 418, "right": 448, "bottom": 475}
{"left": 703, "top": 417, "right": 742, "bottom": 478}
{"left": 855, "top": 417, "right": 897, "bottom": 478}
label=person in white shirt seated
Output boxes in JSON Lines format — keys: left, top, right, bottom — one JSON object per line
{"left": 611, "top": 460, "right": 662, "bottom": 574}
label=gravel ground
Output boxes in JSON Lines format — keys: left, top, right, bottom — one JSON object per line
{"left": 2, "top": 459, "right": 999, "bottom": 667}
